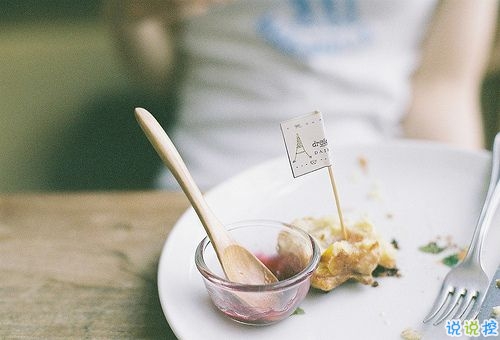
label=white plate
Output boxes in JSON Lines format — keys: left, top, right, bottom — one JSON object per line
{"left": 158, "top": 141, "right": 500, "bottom": 340}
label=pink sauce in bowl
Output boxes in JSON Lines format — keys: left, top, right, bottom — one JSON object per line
{"left": 195, "top": 220, "right": 320, "bottom": 326}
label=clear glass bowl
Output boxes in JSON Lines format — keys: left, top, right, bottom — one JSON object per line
{"left": 195, "top": 220, "right": 320, "bottom": 326}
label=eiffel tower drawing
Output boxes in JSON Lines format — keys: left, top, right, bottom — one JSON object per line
{"left": 293, "top": 133, "right": 312, "bottom": 163}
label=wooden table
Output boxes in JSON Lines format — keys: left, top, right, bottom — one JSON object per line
{"left": 0, "top": 191, "right": 190, "bottom": 339}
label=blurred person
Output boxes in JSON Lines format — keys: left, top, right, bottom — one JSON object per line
{"left": 104, "top": 0, "right": 498, "bottom": 190}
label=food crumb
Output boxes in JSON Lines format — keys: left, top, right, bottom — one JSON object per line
{"left": 400, "top": 328, "right": 422, "bottom": 340}
{"left": 391, "top": 239, "right": 399, "bottom": 250}
{"left": 372, "top": 265, "right": 401, "bottom": 278}
{"left": 492, "top": 306, "right": 500, "bottom": 319}
{"left": 358, "top": 156, "right": 368, "bottom": 174}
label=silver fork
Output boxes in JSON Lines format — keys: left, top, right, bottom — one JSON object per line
{"left": 423, "top": 133, "right": 500, "bottom": 325}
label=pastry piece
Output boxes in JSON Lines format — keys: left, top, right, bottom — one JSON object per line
{"left": 291, "top": 216, "right": 398, "bottom": 291}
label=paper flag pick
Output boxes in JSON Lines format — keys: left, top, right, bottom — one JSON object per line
{"left": 280, "top": 111, "right": 332, "bottom": 178}
{"left": 281, "top": 110, "right": 348, "bottom": 239}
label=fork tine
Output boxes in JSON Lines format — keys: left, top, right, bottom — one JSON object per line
{"left": 464, "top": 293, "right": 484, "bottom": 321}
{"left": 453, "top": 290, "right": 477, "bottom": 320}
{"left": 423, "top": 285, "right": 454, "bottom": 323}
{"left": 433, "top": 288, "right": 467, "bottom": 325}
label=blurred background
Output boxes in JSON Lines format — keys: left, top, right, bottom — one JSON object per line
{"left": 0, "top": 0, "right": 175, "bottom": 192}
{"left": 0, "top": 1, "right": 499, "bottom": 193}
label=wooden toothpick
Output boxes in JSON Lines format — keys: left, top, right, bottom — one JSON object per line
{"left": 327, "top": 165, "right": 348, "bottom": 240}
{"left": 280, "top": 111, "right": 347, "bottom": 240}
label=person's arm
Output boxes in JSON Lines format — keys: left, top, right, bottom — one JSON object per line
{"left": 103, "top": 0, "right": 179, "bottom": 95}
{"left": 403, "top": 0, "right": 498, "bottom": 150}
{"left": 103, "top": 0, "right": 231, "bottom": 96}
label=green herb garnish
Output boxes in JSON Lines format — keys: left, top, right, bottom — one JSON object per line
{"left": 418, "top": 241, "right": 446, "bottom": 254}
{"left": 442, "top": 253, "right": 460, "bottom": 267}
{"left": 292, "top": 307, "right": 305, "bottom": 315}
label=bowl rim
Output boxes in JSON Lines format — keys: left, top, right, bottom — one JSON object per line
{"left": 194, "top": 219, "right": 321, "bottom": 291}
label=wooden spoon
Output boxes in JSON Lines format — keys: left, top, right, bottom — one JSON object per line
{"left": 135, "top": 108, "right": 278, "bottom": 285}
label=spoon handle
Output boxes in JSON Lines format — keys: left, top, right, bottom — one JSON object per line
{"left": 134, "top": 108, "right": 232, "bottom": 248}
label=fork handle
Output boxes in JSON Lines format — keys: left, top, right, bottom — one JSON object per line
{"left": 464, "top": 132, "right": 500, "bottom": 264}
